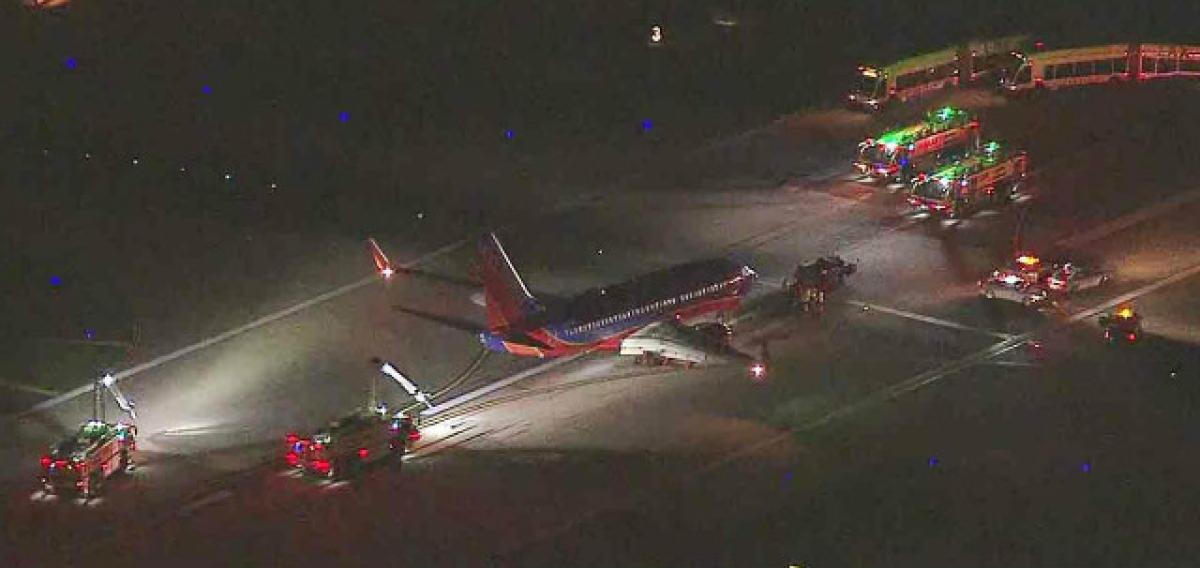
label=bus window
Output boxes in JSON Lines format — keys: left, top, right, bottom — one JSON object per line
{"left": 1161, "top": 56, "right": 1178, "bottom": 73}
{"left": 1075, "top": 61, "right": 1093, "bottom": 76}
{"left": 1043, "top": 64, "right": 1057, "bottom": 81}
{"left": 1143, "top": 57, "right": 1158, "bottom": 74}
{"left": 933, "top": 62, "right": 957, "bottom": 80}
{"left": 1113, "top": 57, "right": 1128, "bottom": 74}
{"left": 1095, "top": 59, "right": 1113, "bottom": 75}
{"left": 853, "top": 73, "right": 882, "bottom": 98}
{"left": 1181, "top": 57, "right": 1200, "bottom": 73}
{"left": 896, "top": 71, "right": 921, "bottom": 90}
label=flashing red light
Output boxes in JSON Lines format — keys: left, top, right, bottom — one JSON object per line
{"left": 40, "top": 455, "right": 51, "bottom": 468}
{"left": 285, "top": 452, "right": 299, "bottom": 466}
{"left": 407, "top": 430, "right": 422, "bottom": 442}
{"left": 286, "top": 433, "right": 298, "bottom": 444}
{"left": 55, "top": 459, "right": 68, "bottom": 469}
{"left": 313, "top": 459, "right": 330, "bottom": 473}
{"left": 357, "top": 448, "right": 369, "bottom": 460}
{"left": 1127, "top": 333, "right": 1137, "bottom": 342}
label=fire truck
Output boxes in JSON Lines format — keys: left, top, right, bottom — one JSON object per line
{"left": 38, "top": 373, "right": 138, "bottom": 499}
{"left": 907, "top": 140, "right": 1028, "bottom": 217}
{"left": 284, "top": 361, "right": 432, "bottom": 480}
{"left": 286, "top": 406, "right": 420, "bottom": 480}
{"left": 854, "top": 106, "right": 980, "bottom": 183}
{"left": 39, "top": 421, "right": 136, "bottom": 499}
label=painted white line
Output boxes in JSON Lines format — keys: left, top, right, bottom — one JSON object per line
{"left": 19, "top": 238, "right": 469, "bottom": 417}
{"left": 986, "top": 360, "right": 1040, "bottom": 368}
{"left": 0, "top": 378, "right": 58, "bottom": 397}
{"left": 420, "top": 352, "right": 590, "bottom": 417}
{"left": 847, "top": 300, "right": 1015, "bottom": 340}
{"left": 1065, "top": 261, "right": 1200, "bottom": 324}
{"left": 1054, "top": 188, "right": 1200, "bottom": 249}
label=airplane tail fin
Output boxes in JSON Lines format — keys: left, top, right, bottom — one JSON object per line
{"left": 478, "top": 232, "right": 542, "bottom": 330}
{"left": 367, "top": 238, "right": 395, "bottom": 278}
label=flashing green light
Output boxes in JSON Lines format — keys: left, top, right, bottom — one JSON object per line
{"left": 929, "top": 106, "right": 965, "bottom": 125}
{"left": 983, "top": 141, "right": 1001, "bottom": 154}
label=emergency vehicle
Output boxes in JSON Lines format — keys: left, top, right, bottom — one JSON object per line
{"left": 847, "top": 35, "right": 1027, "bottom": 110}
{"left": 286, "top": 407, "right": 420, "bottom": 480}
{"left": 39, "top": 421, "right": 136, "bottom": 499}
{"left": 1005, "top": 254, "right": 1110, "bottom": 293}
{"left": 855, "top": 106, "right": 979, "bottom": 183}
{"left": 1100, "top": 305, "right": 1142, "bottom": 344}
{"left": 907, "top": 141, "right": 1028, "bottom": 217}
{"left": 978, "top": 271, "right": 1048, "bottom": 306}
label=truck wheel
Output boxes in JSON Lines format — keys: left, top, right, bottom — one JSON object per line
{"left": 119, "top": 450, "right": 132, "bottom": 473}
{"left": 84, "top": 473, "right": 102, "bottom": 499}
{"left": 984, "top": 289, "right": 995, "bottom": 299}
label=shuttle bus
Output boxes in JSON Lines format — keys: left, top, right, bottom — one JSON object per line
{"left": 1000, "top": 43, "right": 1200, "bottom": 92}
{"left": 847, "top": 35, "right": 1027, "bottom": 111}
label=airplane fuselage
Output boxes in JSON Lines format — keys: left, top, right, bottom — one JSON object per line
{"left": 478, "top": 259, "right": 756, "bottom": 358}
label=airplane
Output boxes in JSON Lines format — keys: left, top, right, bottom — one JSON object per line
{"left": 369, "top": 233, "right": 767, "bottom": 376}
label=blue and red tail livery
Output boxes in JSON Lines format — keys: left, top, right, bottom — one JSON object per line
{"left": 367, "top": 238, "right": 395, "bottom": 278}
{"left": 478, "top": 232, "right": 544, "bottom": 331}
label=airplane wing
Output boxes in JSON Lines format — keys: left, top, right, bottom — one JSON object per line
{"left": 619, "top": 320, "right": 761, "bottom": 370}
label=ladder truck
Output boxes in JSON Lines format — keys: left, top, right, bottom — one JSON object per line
{"left": 38, "top": 374, "right": 138, "bottom": 499}
{"left": 284, "top": 361, "right": 428, "bottom": 480}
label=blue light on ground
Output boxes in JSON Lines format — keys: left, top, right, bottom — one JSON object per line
{"left": 84, "top": 328, "right": 95, "bottom": 340}
{"left": 504, "top": 129, "right": 515, "bottom": 140}
{"left": 928, "top": 457, "right": 939, "bottom": 467}
{"left": 1081, "top": 462, "right": 1091, "bottom": 473}
{"left": 642, "top": 118, "right": 654, "bottom": 131}
{"left": 201, "top": 84, "right": 213, "bottom": 95}
{"left": 64, "top": 57, "right": 77, "bottom": 70}
{"left": 49, "top": 275, "right": 63, "bottom": 287}
{"left": 338, "top": 111, "right": 351, "bottom": 123}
